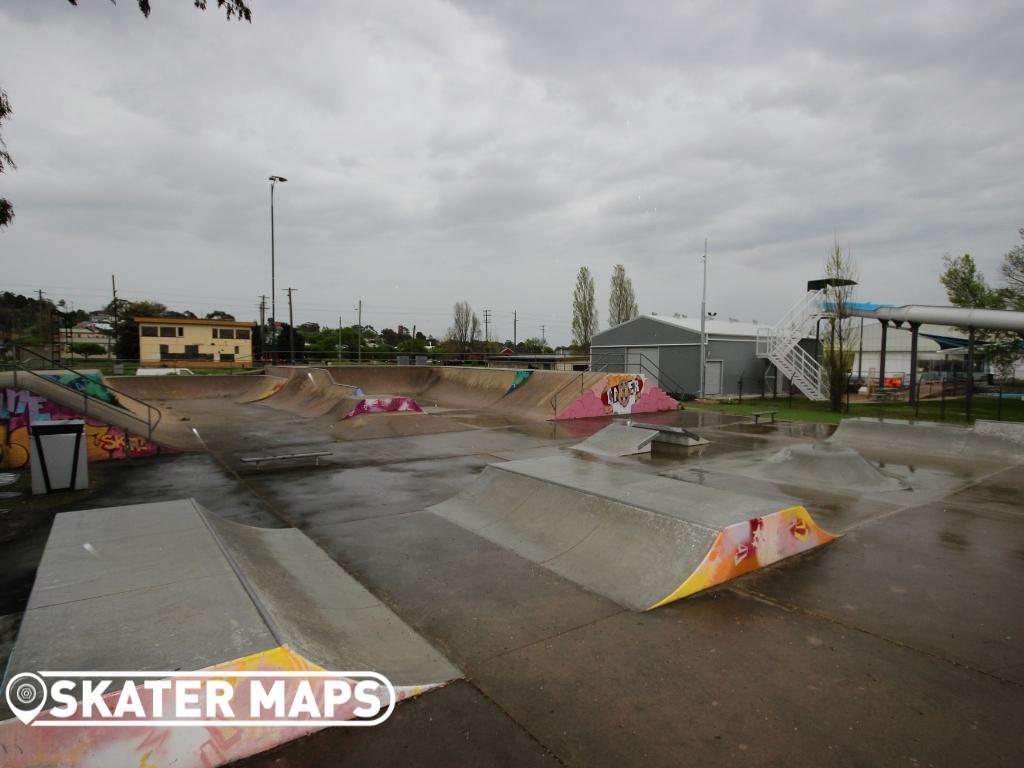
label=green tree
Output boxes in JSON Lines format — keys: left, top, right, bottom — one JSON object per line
{"left": 0, "top": 89, "right": 13, "bottom": 229}
{"left": 608, "top": 264, "right": 639, "bottom": 327}
{"left": 940, "top": 254, "right": 997, "bottom": 308}
{"left": 205, "top": 310, "right": 236, "bottom": 320}
{"left": 66, "top": 1, "right": 252, "bottom": 21}
{"left": 70, "top": 342, "right": 107, "bottom": 357}
{"left": 517, "top": 337, "right": 551, "bottom": 354}
{"left": 109, "top": 300, "right": 169, "bottom": 358}
{"left": 1000, "top": 228, "right": 1024, "bottom": 309}
{"left": 939, "top": 252, "right": 1021, "bottom": 380}
{"left": 571, "top": 267, "right": 598, "bottom": 349}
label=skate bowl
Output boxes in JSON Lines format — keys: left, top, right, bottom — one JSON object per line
{"left": 258, "top": 368, "right": 448, "bottom": 441}
{"left": 106, "top": 373, "right": 287, "bottom": 404}
{"left": 0, "top": 498, "right": 458, "bottom": 767}
{"left": 322, "top": 366, "right": 680, "bottom": 421}
{"left": 429, "top": 456, "right": 836, "bottom": 610}
{"left": 828, "top": 418, "right": 1024, "bottom": 462}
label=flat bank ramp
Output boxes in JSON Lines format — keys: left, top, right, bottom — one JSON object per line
{"left": 829, "top": 418, "right": 1024, "bottom": 461}
{"left": 429, "top": 456, "right": 835, "bottom": 610}
{"left": 1, "top": 499, "right": 458, "bottom": 766}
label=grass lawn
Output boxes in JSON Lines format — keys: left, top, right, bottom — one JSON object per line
{"left": 685, "top": 393, "right": 1024, "bottom": 425}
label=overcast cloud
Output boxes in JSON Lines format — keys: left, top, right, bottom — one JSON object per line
{"left": 1, "top": 0, "right": 1022, "bottom": 344}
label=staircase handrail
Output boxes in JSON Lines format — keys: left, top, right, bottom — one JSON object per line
{"left": 4, "top": 345, "right": 162, "bottom": 439}
{"left": 771, "top": 289, "right": 824, "bottom": 350}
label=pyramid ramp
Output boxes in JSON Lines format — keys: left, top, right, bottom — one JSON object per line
{"left": 430, "top": 456, "right": 835, "bottom": 611}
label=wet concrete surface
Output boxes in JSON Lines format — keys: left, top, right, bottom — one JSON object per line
{"left": 3, "top": 396, "right": 1023, "bottom": 766}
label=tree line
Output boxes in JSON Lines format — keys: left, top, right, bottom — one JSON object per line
{"left": 570, "top": 264, "right": 639, "bottom": 349}
{"left": 939, "top": 227, "right": 1024, "bottom": 378}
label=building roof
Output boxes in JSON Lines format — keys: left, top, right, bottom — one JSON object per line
{"left": 133, "top": 317, "right": 256, "bottom": 328}
{"left": 627, "top": 314, "right": 764, "bottom": 338}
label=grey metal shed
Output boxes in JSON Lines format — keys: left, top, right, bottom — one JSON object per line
{"left": 589, "top": 315, "right": 787, "bottom": 398}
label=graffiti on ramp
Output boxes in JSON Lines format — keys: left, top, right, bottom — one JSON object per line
{"left": 1, "top": 387, "right": 170, "bottom": 470}
{"left": 554, "top": 374, "right": 678, "bottom": 420}
{"left": 649, "top": 506, "right": 837, "bottom": 608}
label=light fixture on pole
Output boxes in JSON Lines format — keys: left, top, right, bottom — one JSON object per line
{"left": 268, "top": 175, "right": 287, "bottom": 360}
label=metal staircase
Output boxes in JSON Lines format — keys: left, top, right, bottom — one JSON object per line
{"left": 756, "top": 290, "right": 829, "bottom": 401}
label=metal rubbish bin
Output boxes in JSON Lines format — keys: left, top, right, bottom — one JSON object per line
{"left": 30, "top": 420, "right": 89, "bottom": 495}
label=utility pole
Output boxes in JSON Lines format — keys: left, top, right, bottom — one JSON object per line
{"left": 357, "top": 300, "right": 362, "bottom": 364}
{"left": 258, "top": 295, "right": 267, "bottom": 361}
{"left": 269, "top": 176, "right": 288, "bottom": 356}
{"left": 540, "top": 324, "right": 546, "bottom": 346}
{"left": 37, "top": 289, "right": 46, "bottom": 352}
{"left": 338, "top": 314, "right": 343, "bottom": 361}
{"left": 285, "top": 287, "right": 297, "bottom": 364}
{"left": 483, "top": 309, "right": 491, "bottom": 344}
{"left": 111, "top": 276, "right": 119, "bottom": 360}
{"left": 699, "top": 238, "right": 708, "bottom": 398}
{"left": 513, "top": 310, "right": 518, "bottom": 347}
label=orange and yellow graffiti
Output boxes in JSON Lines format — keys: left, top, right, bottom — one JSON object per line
{"left": 649, "top": 506, "right": 837, "bottom": 608}
{"left": 1, "top": 387, "right": 166, "bottom": 470}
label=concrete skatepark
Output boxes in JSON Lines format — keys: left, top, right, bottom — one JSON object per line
{"left": 1, "top": 364, "right": 1023, "bottom": 766}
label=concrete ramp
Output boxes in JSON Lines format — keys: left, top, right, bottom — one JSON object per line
{"left": 1, "top": 498, "right": 458, "bottom": 766}
{"left": 1, "top": 373, "right": 186, "bottom": 468}
{"left": 258, "top": 368, "right": 424, "bottom": 422}
{"left": 829, "top": 418, "right": 1024, "bottom": 462}
{"left": 572, "top": 423, "right": 659, "bottom": 457}
{"left": 319, "top": 366, "right": 681, "bottom": 422}
{"left": 552, "top": 373, "right": 679, "bottom": 420}
{"left": 429, "top": 456, "right": 835, "bottom": 610}
{"left": 762, "top": 443, "right": 908, "bottom": 491}
{"left": 106, "top": 373, "right": 287, "bottom": 403}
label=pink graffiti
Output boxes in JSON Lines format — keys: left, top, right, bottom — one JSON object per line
{"left": 554, "top": 375, "right": 679, "bottom": 420}
{"left": 345, "top": 397, "right": 423, "bottom": 419}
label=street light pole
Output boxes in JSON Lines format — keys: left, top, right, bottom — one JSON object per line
{"left": 699, "top": 239, "right": 708, "bottom": 398}
{"left": 269, "top": 175, "right": 287, "bottom": 361}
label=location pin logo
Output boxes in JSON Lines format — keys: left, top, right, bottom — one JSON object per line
{"left": 5, "top": 672, "right": 48, "bottom": 725}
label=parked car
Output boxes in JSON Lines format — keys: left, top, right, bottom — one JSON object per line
{"left": 136, "top": 368, "right": 194, "bottom": 376}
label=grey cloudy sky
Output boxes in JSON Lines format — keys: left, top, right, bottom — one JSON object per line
{"left": 2, "top": 0, "right": 1022, "bottom": 344}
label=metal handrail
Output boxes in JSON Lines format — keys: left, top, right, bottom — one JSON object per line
{"left": 6, "top": 345, "right": 163, "bottom": 439}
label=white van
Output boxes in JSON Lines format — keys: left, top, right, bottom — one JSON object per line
{"left": 136, "top": 368, "right": 194, "bottom": 376}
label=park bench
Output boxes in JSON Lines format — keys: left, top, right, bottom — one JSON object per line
{"left": 240, "top": 451, "right": 331, "bottom": 471}
{"left": 869, "top": 388, "right": 903, "bottom": 402}
{"left": 750, "top": 410, "right": 778, "bottom": 425}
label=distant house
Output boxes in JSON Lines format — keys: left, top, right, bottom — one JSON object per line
{"left": 65, "top": 323, "right": 114, "bottom": 358}
{"left": 135, "top": 316, "right": 257, "bottom": 369}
